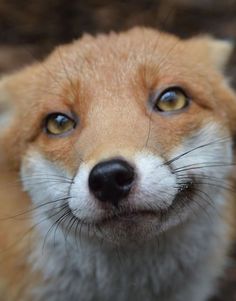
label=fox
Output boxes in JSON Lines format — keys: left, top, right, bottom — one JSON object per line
{"left": 0, "top": 27, "right": 235, "bottom": 301}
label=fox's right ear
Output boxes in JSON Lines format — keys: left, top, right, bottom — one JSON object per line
{"left": 0, "top": 75, "right": 20, "bottom": 168}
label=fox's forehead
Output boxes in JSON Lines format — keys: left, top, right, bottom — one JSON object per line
{"left": 43, "top": 29, "right": 204, "bottom": 89}
{"left": 26, "top": 36, "right": 204, "bottom": 115}
{"left": 7, "top": 27, "right": 226, "bottom": 112}
{"left": 28, "top": 28, "right": 226, "bottom": 116}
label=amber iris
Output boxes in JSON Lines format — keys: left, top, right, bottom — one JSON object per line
{"left": 45, "top": 113, "right": 76, "bottom": 135}
{"left": 155, "top": 88, "right": 189, "bottom": 112}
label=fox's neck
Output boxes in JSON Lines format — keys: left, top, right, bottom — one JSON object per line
{"left": 29, "top": 202, "right": 229, "bottom": 301}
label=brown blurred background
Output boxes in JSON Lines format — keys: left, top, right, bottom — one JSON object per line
{"left": 0, "top": 0, "right": 235, "bottom": 300}
{"left": 0, "top": 0, "right": 236, "bottom": 85}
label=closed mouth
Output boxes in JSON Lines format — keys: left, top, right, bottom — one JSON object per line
{"left": 95, "top": 209, "right": 161, "bottom": 226}
{"left": 65, "top": 181, "right": 195, "bottom": 229}
{"left": 92, "top": 181, "right": 195, "bottom": 226}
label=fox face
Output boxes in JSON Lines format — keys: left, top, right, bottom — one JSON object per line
{"left": 0, "top": 27, "right": 235, "bottom": 245}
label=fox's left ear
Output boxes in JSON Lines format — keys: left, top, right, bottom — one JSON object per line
{"left": 189, "top": 36, "right": 234, "bottom": 72}
{"left": 207, "top": 38, "right": 234, "bottom": 71}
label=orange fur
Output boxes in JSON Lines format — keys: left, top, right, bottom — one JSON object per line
{"left": 0, "top": 163, "right": 38, "bottom": 300}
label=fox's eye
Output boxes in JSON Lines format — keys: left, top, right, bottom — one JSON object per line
{"left": 154, "top": 88, "right": 189, "bottom": 113}
{"left": 45, "top": 113, "right": 77, "bottom": 135}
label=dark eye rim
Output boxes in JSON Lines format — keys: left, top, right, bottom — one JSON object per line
{"left": 43, "top": 112, "right": 78, "bottom": 137}
{"left": 150, "top": 86, "right": 191, "bottom": 114}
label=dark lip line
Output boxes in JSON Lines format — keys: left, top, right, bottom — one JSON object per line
{"left": 61, "top": 180, "right": 194, "bottom": 228}
{"left": 86, "top": 182, "right": 195, "bottom": 226}
{"left": 95, "top": 209, "right": 162, "bottom": 226}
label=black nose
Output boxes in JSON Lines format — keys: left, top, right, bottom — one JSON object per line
{"left": 88, "top": 159, "right": 135, "bottom": 206}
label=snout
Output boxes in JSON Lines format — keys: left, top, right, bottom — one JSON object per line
{"left": 69, "top": 152, "right": 178, "bottom": 225}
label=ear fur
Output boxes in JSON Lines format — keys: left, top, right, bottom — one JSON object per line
{"left": 0, "top": 75, "right": 20, "bottom": 168}
{"left": 188, "top": 36, "right": 234, "bottom": 72}
{"left": 206, "top": 38, "right": 234, "bottom": 71}
{"left": 0, "top": 77, "right": 15, "bottom": 131}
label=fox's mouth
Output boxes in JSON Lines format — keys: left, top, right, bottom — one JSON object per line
{"left": 92, "top": 209, "right": 161, "bottom": 226}
{"left": 82, "top": 181, "right": 195, "bottom": 227}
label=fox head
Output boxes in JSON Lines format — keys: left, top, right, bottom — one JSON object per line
{"left": 0, "top": 28, "right": 235, "bottom": 244}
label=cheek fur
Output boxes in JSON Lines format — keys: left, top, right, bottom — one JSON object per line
{"left": 169, "top": 122, "right": 233, "bottom": 209}
{"left": 170, "top": 122, "right": 233, "bottom": 178}
{"left": 133, "top": 152, "right": 178, "bottom": 208}
{"left": 20, "top": 151, "right": 73, "bottom": 208}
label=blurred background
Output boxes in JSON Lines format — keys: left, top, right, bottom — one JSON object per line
{"left": 0, "top": 0, "right": 236, "bottom": 87}
{"left": 0, "top": 0, "right": 235, "bottom": 300}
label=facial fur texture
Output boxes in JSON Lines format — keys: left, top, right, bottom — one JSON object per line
{"left": 0, "top": 27, "right": 236, "bottom": 301}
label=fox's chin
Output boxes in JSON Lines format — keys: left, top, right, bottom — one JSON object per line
{"left": 70, "top": 185, "right": 197, "bottom": 245}
{"left": 80, "top": 216, "right": 163, "bottom": 245}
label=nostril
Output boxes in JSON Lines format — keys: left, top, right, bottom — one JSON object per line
{"left": 88, "top": 159, "right": 135, "bottom": 205}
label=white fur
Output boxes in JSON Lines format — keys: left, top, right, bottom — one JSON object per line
{"left": 69, "top": 153, "right": 177, "bottom": 223}
{"left": 20, "top": 122, "right": 233, "bottom": 301}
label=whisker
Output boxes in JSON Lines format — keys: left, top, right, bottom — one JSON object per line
{"left": 174, "top": 160, "right": 235, "bottom": 172}
{"left": 64, "top": 214, "right": 78, "bottom": 242}
{"left": 174, "top": 162, "right": 235, "bottom": 174}
{"left": 0, "top": 205, "right": 70, "bottom": 256}
{"left": 42, "top": 208, "right": 71, "bottom": 251}
{"left": 191, "top": 189, "right": 219, "bottom": 220}
{"left": 21, "top": 181, "right": 73, "bottom": 188}
{"left": 163, "top": 137, "right": 232, "bottom": 166}
{"left": 177, "top": 181, "right": 218, "bottom": 214}
{"left": 0, "top": 196, "right": 72, "bottom": 221}
{"left": 177, "top": 174, "right": 235, "bottom": 191}
{"left": 21, "top": 174, "right": 73, "bottom": 181}
{"left": 0, "top": 177, "right": 73, "bottom": 190}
